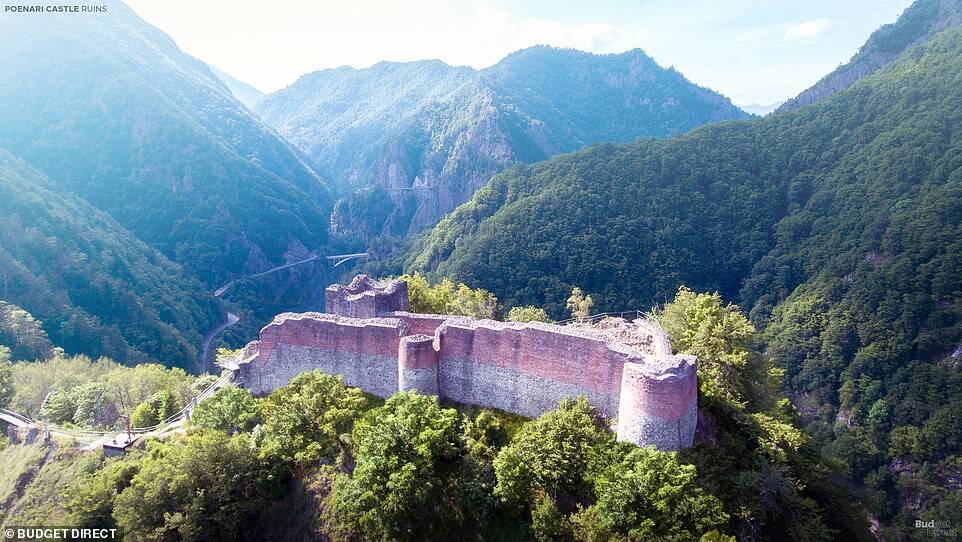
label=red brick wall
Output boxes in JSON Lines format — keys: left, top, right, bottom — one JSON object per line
{"left": 437, "top": 322, "right": 626, "bottom": 397}
{"left": 390, "top": 312, "right": 449, "bottom": 336}
{"left": 257, "top": 313, "right": 402, "bottom": 365}
{"left": 399, "top": 334, "right": 439, "bottom": 369}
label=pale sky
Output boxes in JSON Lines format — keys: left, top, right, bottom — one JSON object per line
{"left": 124, "top": 0, "right": 913, "bottom": 105}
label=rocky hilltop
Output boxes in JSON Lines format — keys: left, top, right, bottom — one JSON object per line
{"left": 778, "top": 0, "right": 962, "bottom": 111}
{"left": 258, "top": 46, "right": 749, "bottom": 237}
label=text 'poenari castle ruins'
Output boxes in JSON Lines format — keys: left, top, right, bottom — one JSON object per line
{"left": 227, "top": 275, "right": 698, "bottom": 451}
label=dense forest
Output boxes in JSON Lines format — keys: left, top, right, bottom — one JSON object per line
{"left": 1, "top": 286, "right": 872, "bottom": 542}
{"left": 0, "top": 0, "right": 337, "bottom": 367}
{"left": 404, "top": 15, "right": 962, "bottom": 538}
{"left": 0, "top": 151, "right": 222, "bottom": 365}
{"left": 0, "top": 0, "right": 960, "bottom": 539}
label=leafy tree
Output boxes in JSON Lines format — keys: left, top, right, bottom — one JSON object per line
{"left": 105, "top": 363, "right": 193, "bottom": 416}
{"left": 324, "top": 391, "right": 461, "bottom": 541}
{"left": 531, "top": 495, "right": 573, "bottom": 542}
{"left": 39, "top": 389, "right": 77, "bottom": 424}
{"left": 190, "top": 373, "right": 219, "bottom": 395}
{"left": 462, "top": 410, "right": 510, "bottom": 462}
{"left": 401, "top": 272, "right": 499, "bottom": 318}
{"left": 0, "top": 301, "right": 55, "bottom": 361}
{"left": 656, "top": 287, "right": 772, "bottom": 406}
{"left": 7, "top": 356, "right": 196, "bottom": 430}
{"left": 190, "top": 385, "right": 261, "bottom": 434}
{"left": 403, "top": 272, "right": 451, "bottom": 313}
{"left": 113, "top": 432, "right": 273, "bottom": 541}
{"left": 565, "top": 288, "right": 594, "bottom": 321}
{"left": 507, "top": 306, "right": 551, "bottom": 323}
{"left": 493, "top": 397, "right": 612, "bottom": 510}
{"left": 888, "top": 425, "right": 923, "bottom": 460}
{"left": 129, "top": 389, "right": 180, "bottom": 429}
{"left": 459, "top": 411, "right": 511, "bottom": 528}
{"left": 72, "top": 382, "right": 110, "bottom": 427}
{"left": 65, "top": 458, "right": 141, "bottom": 529}
{"left": 571, "top": 446, "right": 728, "bottom": 542}
{"left": 259, "top": 371, "right": 367, "bottom": 467}
{"left": 447, "top": 283, "right": 499, "bottom": 319}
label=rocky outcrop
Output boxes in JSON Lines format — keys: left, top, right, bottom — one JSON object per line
{"left": 259, "top": 47, "right": 749, "bottom": 238}
{"left": 779, "top": 0, "right": 962, "bottom": 112}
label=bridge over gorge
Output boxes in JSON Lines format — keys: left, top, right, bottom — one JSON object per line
{"left": 201, "top": 251, "right": 369, "bottom": 369}
{"left": 0, "top": 372, "right": 233, "bottom": 454}
{"left": 213, "top": 252, "right": 369, "bottom": 298}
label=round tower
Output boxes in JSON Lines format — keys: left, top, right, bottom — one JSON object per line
{"left": 616, "top": 356, "right": 697, "bottom": 451}
{"left": 398, "top": 334, "right": 440, "bottom": 395}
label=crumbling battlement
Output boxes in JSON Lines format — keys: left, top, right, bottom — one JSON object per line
{"left": 324, "top": 274, "right": 410, "bottom": 318}
{"left": 234, "top": 276, "right": 697, "bottom": 451}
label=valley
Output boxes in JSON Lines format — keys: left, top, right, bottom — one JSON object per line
{"left": 1, "top": 0, "right": 961, "bottom": 540}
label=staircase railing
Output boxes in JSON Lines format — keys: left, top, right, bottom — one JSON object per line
{"left": 0, "top": 371, "right": 234, "bottom": 444}
{"left": 554, "top": 310, "right": 648, "bottom": 326}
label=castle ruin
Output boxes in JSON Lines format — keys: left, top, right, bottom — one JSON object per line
{"left": 230, "top": 275, "right": 698, "bottom": 451}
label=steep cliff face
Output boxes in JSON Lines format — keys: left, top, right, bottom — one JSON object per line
{"left": 259, "top": 46, "right": 749, "bottom": 237}
{"left": 0, "top": 0, "right": 333, "bottom": 290}
{"left": 0, "top": 0, "right": 339, "bottom": 348}
{"left": 778, "top": 0, "right": 962, "bottom": 112}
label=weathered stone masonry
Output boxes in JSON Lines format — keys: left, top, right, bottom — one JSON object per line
{"left": 233, "top": 275, "right": 698, "bottom": 451}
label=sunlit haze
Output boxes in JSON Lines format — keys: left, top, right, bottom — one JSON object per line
{"left": 124, "top": 0, "right": 913, "bottom": 105}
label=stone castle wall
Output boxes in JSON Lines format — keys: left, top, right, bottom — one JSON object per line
{"left": 234, "top": 275, "right": 697, "bottom": 451}
{"left": 324, "top": 274, "right": 410, "bottom": 318}
{"left": 239, "top": 312, "right": 404, "bottom": 397}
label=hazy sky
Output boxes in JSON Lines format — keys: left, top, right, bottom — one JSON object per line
{"left": 124, "top": 0, "right": 913, "bottom": 105}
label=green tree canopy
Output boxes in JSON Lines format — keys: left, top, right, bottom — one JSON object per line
{"left": 401, "top": 272, "right": 499, "bottom": 318}
{"left": 324, "top": 391, "right": 462, "bottom": 541}
{"left": 0, "top": 357, "right": 13, "bottom": 408}
{"left": 656, "top": 287, "right": 773, "bottom": 406}
{"left": 493, "top": 397, "right": 613, "bottom": 510}
{"left": 565, "top": 288, "right": 595, "bottom": 321}
{"left": 507, "top": 306, "right": 552, "bottom": 323}
{"left": 190, "top": 385, "right": 261, "bottom": 434}
{"left": 112, "top": 432, "right": 273, "bottom": 542}
{"left": 572, "top": 446, "right": 729, "bottom": 542}
{"left": 259, "top": 371, "right": 367, "bottom": 467}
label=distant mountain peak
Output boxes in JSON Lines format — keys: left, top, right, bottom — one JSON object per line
{"left": 779, "top": 0, "right": 962, "bottom": 112}
{"left": 259, "top": 44, "right": 747, "bottom": 238}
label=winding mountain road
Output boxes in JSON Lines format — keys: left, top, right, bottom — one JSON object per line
{"left": 199, "top": 250, "right": 368, "bottom": 371}
{"left": 199, "top": 311, "right": 240, "bottom": 372}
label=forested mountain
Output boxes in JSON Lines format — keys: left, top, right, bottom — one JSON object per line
{"left": 258, "top": 46, "right": 748, "bottom": 237}
{"left": 0, "top": 150, "right": 221, "bottom": 366}
{"left": 212, "top": 67, "right": 267, "bottom": 111}
{"left": 0, "top": 0, "right": 333, "bottom": 296}
{"left": 0, "top": 0, "right": 339, "bottom": 364}
{"left": 779, "top": 0, "right": 962, "bottom": 111}
{"left": 407, "top": 14, "right": 962, "bottom": 530}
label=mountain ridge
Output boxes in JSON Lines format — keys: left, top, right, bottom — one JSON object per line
{"left": 0, "top": 148, "right": 223, "bottom": 367}
{"left": 259, "top": 44, "right": 749, "bottom": 238}
{"left": 778, "top": 0, "right": 962, "bottom": 112}
{"left": 0, "top": 0, "right": 340, "bottom": 365}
